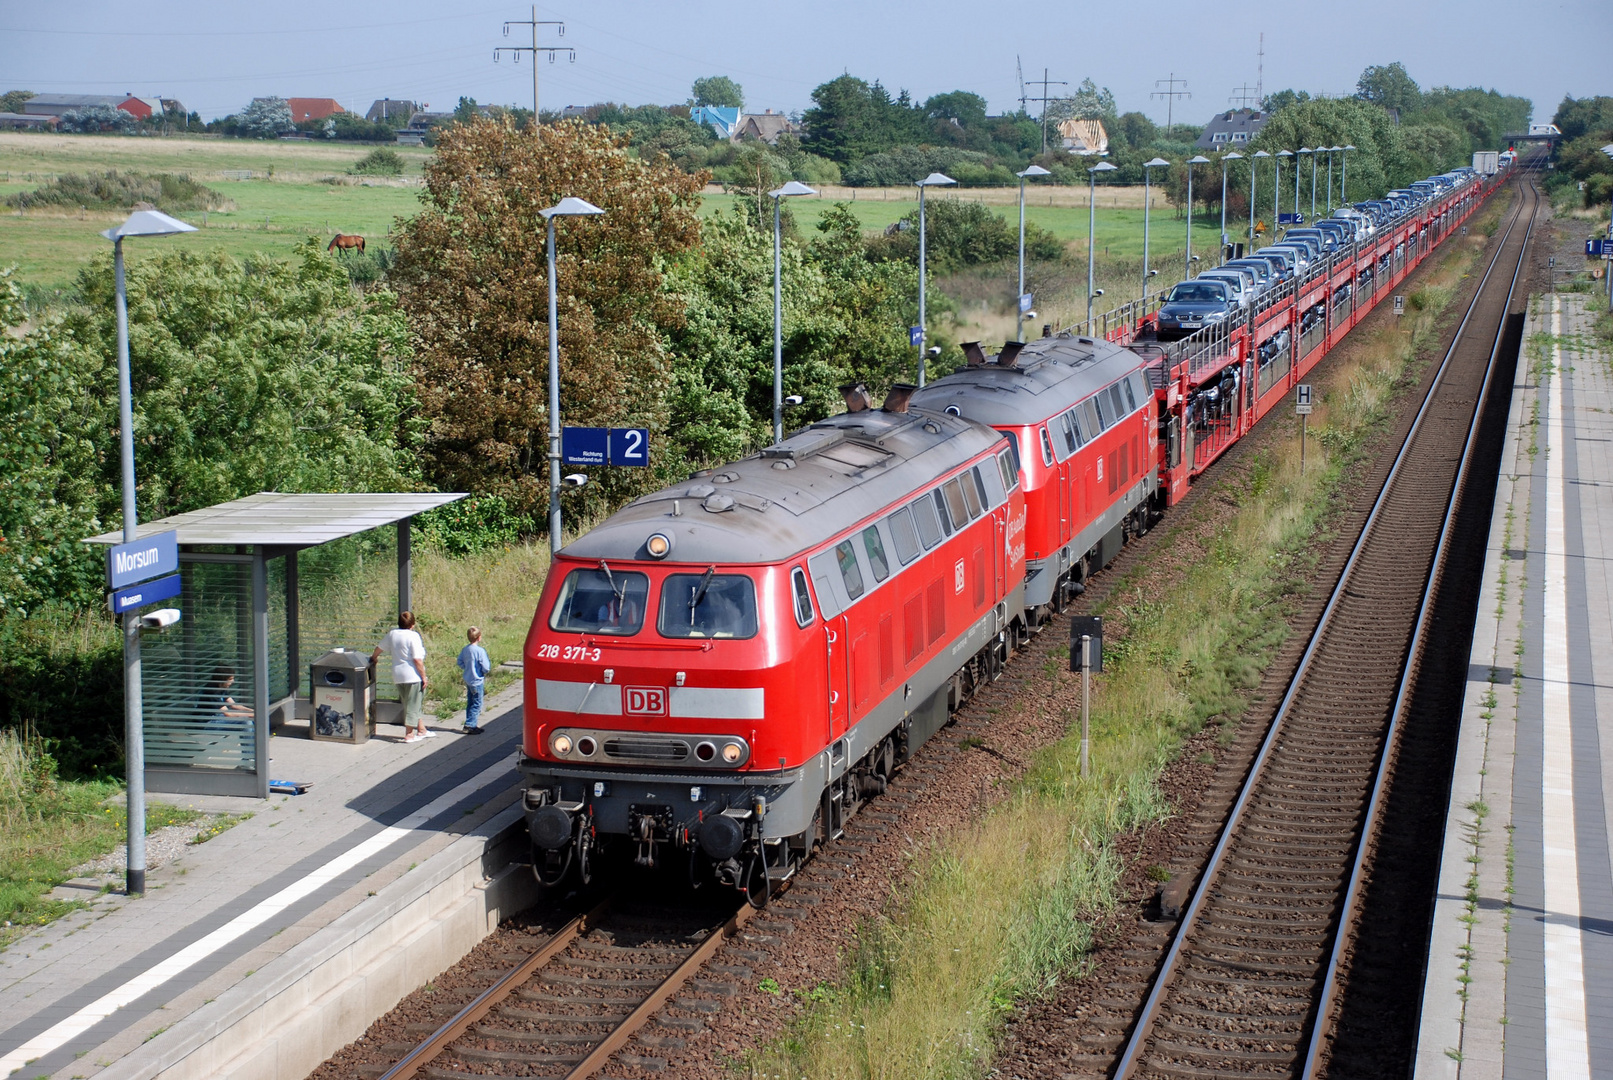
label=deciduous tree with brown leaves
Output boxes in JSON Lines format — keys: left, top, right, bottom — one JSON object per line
{"left": 392, "top": 118, "right": 706, "bottom": 521}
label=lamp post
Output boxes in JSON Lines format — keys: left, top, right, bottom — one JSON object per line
{"left": 1087, "top": 160, "right": 1117, "bottom": 325}
{"left": 540, "top": 197, "right": 605, "bottom": 555}
{"left": 1186, "top": 155, "right": 1209, "bottom": 279}
{"left": 1341, "top": 144, "right": 1356, "bottom": 206}
{"left": 101, "top": 209, "right": 196, "bottom": 898}
{"left": 1296, "top": 148, "right": 1310, "bottom": 222}
{"left": 1220, "top": 152, "right": 1243, "bottom": 252}
{"left": 1143, "top": 157, "right": 1169, "bottom": 300}
{"left": 1250, "top": 150, "right": 1270, "bottom": 244}
{"left": 1306, "top": 147, "right": 1318, "bottom": 220}
{"left": 915, "top": 171, "right": 956, "bottom": 385}
{"left": 1276, "top": 149, "right": 1291, "bottom": 230}
{"left": 768, "top": 181, "right": 816, "bottom": 444}
{"left": 1016, "top": 165, "right": 1051, "bottom": 341}
{"left": 1326, "top": 146, "right": 1341, "bottom": 211}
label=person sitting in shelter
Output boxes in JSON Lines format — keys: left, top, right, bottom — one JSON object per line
{"left": 199, "top": 665, "right": 253, "bottom": 729}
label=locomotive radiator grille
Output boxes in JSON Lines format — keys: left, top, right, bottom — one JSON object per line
{"left": 603, "top": 736, "right": 691, "bottom": 763}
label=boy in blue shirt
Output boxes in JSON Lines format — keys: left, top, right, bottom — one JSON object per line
{"left": 457, "top": 627, "right": 491, "bottom": 734}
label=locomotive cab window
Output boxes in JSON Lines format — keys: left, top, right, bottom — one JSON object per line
{"left": 549, "top": 568, "right": 650, "bottom": 635}
{"left": 962, "top": 469, "right": 985, "bottom": 517}
{"left": 888, "top": 507, "right": 922, "bottom": 564}
{"left": 1109, "top": 384, "right": 1128, "bottom": 422}
{"left": 834, "top": 540, "right": 866, "bottom": 600}
{"left": 911, "top": 495, "right": 944, "bottom": 549}
{"left": 862, "top": 526, "right": 890, "bottom": 582}
{"left": 1040, "top": 426, "right": 1055, "bottom": 466}
{"left": 1064, "top": 408, "right": 1088, "bottom": 448}
{"left": 658, "top": 572, "right": 758, "bottom": 639}
{"left": 1057, "top": 412, "right": 1078, "bottom": 456}
{"left": 998, "top": 445, "right": 1020, "bottom": 492}
{"left": 1092, "top": 392, "right": 1111, "bottom": 429}
{"left": 932, "top": 489, "right": 955, "bottom": 536}
{"left": 1080, "top": 398, "right": 1104, "bottom": 436}
{"left": 791, "top": 567, "right": 815, "bottom": 627}
{"left": 944, "top": 477, "right": 973, "bottom": 524}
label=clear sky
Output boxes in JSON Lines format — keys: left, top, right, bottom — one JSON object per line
{"left": 1, "top": 0, "right": 1606, "bottom": 127}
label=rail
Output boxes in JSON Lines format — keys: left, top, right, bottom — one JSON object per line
{"left": 1109, "top": 171, "right": 1537, "bottom": 1079}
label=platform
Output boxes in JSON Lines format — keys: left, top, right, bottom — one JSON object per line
{"left": 1417, "top": 292, "right": 1613, "bottom": 1079}
{"left": 0, "top": 681, "right": 532, "bottom": 1080}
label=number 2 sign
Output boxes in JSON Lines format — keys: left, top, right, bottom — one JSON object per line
{"left": 609, "top": 428, "right": 649, "bottom": 467}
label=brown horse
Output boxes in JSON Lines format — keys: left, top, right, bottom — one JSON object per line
{"left": 327, "top": 234, "right": 365, "bottom": 255}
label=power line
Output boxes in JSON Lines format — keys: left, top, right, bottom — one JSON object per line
{"left": 1229, "top": 84, "right": 1260, "bottom": 109}
{"left": 1025, "top": 68, "right": 1068, "bottom": 156}
{"left": 493, "top": 5, "right": 572, "bottom": 120}
{"left": 1151, "top": 73, "right": 1190, "bottom": 139}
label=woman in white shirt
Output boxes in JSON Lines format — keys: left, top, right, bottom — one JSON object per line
{"left": 373, "top": 611, "right": 430, "bottom": 742}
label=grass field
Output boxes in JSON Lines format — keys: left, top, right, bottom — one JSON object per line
{"left": 2, "top": 132, "right": 1241, "bottom": 298}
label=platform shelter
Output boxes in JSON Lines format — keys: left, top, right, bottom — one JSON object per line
{"left": 84, "top": 492, "right": 464, "bottom": 798}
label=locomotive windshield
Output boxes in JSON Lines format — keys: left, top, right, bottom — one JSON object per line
{"left": 658, "top": 574, "right": 758, "bottom": 639}
{"left": 549, "top": 568, "right": 650, "bottom": 635}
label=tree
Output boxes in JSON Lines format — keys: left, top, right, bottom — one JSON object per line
{"left": 1112, "top": 111, "right": 1158, "bottom": 151}
{"left": 0, "top": 90, "right": 34, "bottom": 113}
{"left": 801, "top": 75, "right": 924, "bottom": 164}
{"left": 57, "top": 105, "right": 136, "bottom": 134}
{"left": 1263, "top": 89, "right": 1311, "bottom": 115}
{"left": 391, "top": 118, "right": 706, "bottom": 516}
{"left": 1047, "top": 78, "right": 1116, "bottom": 125}
{"left": 924, "top": 91, "right": 988, "bottom": 129}
{"left": 1356, "top": 62, "right": 1422, "bottom": 114}
{"left": 239, "top": 96, "right": 294, "bottom": 138}
{"left": 864, "top": 200, "right": 1064, "bottom": 273}
{"left": 691, "top": 76, "right": 744, "bottom": 110}
{"left": 453, "top": 96, "right": 483, "bottom": 125}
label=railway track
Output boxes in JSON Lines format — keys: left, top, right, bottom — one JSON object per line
{"left": 1102, "top": 173, "right": 1541, "bottom": 1080}
{"left": 371, "top": 893, "right": 756, "bottom": 1080}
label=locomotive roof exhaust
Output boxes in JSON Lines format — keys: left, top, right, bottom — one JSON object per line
{"left": 961, "top": 341, "right": 988, "bottom": 366}
{"left": 883, "top": 383, "right": 917, "bottom": 413}
{"left": 998, "top": 341, "right": 1028, "bottom": 368}
{"left": 840, "top": 382, "right": 872, "bottom": 413}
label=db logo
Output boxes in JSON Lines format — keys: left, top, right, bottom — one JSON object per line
{"left": 954, "top": 559, "right": 966, "bottom": 594}
{"left": 625, "top": 687, "right": 667, "bottom": 715}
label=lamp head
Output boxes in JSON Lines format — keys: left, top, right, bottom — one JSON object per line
{"left": 769, "top": 181, "right": 817, "bottom": 198}
{"left": 916, "top": 172, "right": 957, "bottom": 187}
{"left": 1223, "top": 152, "right": 1243, "bottom": 161}
{"left": 1277, "top": 149, "right": 1293, "bottom": 158}
{"left": 1298, "top": 147, "right": 1312, "bottom": 155}
{"left": 540, "top": 196, "right": 605, "bottom": 219}
{"left": 1601, "top": 143, "right": 1613, "bottom": 160}
{"left": 101, "top": 209, "right": 197, "bottom": 241}
{"left": 1253, "top": 150, "right": 1271, "bottom": 159}
{"left": 1144, "top": 157, "right": 1170, "bottom": 168}
{"left": 1344, "top": 144, "right": 1356, "bottom": 151}
{"left": 1187, "top": 155, "right": 1210, "bottom": 165}
{"left": 1089, "top": 161, "right": 1118, "bottom": 174}
{"left": 1017, "top": 164, "right": 1052, "bottom": 178}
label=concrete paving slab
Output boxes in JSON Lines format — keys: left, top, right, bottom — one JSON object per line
{"left": 0, "top": 677, "right": 530, "bottom": 1080}
{"left": 1416, "top": 293, "right": 1613, "bottom": 1080}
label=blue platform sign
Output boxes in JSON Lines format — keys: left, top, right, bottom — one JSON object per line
{"left": 909, "top": 325, "right": 925, "bottom": 346}
{"left": 1278, "top": 213, "right": 1305, "bottom": 225}
{"left": 1587, "top": 238, "right": 1613, "bottom": 257}
{"left": 1018, "top": 292, "right": 1034, "bottom": 314}
{"left": 563, "top": 426, "right": 651, "bottom": 466}
{"left": 109, "top": 573, "right": 181, "bottom": 615}
{"left": 107, "top": 529, "right": 178, "bottom": 590}
{"left": 609, "top": 428, "right": 650, "bottom": 467}
{"left": 562, "top": 426, "right": 609, "bottom": 466}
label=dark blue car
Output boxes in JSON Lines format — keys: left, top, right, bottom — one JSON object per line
{"left": 1156, "top": 279, "right": 1234, "bottom": 342}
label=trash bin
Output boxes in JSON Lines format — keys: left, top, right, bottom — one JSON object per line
{"left": 310, "top": 649, "right": 373, "bottom": 744}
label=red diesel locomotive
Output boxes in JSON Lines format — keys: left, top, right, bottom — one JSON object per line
{"left": 521, "top": 386, "right": 1025, "bottom": 899}
{"left": 912, "top": 335, "right": 1161, "bottom": 621}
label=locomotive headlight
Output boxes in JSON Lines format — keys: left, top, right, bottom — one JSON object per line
{"left": 646, "top": 532, "right": 673, "bottom": 559}
{"left": 551, "top": 733, "right": 573, "bottom": 756}
{"left": 720, "top": 741, "right": 743, "bottom": 764}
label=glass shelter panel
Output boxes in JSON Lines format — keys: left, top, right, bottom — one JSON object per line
{"left": 143, "top": 559, "right": 258, "bottom": 773}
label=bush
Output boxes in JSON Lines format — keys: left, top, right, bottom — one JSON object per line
{"left": 4, "top": 171, "right": 232, "bottom": 213}
{"left": 0, "top": 606, "right": 122, "bottom": 778}
{"left": 865, "top": 199, "right": 1065, "bottom": 272}
{"left": 56, "top": 105, "right": 136, "bottom": 135}
{"left": 352, "top": 147, "right": 405, "bottom": 176}
{"left": 415, "top": 495, "right": 533, "bottom": 556}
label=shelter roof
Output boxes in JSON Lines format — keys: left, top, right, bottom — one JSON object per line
{"left": 82, "top": 492, "right": 465, "bottom": 548}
